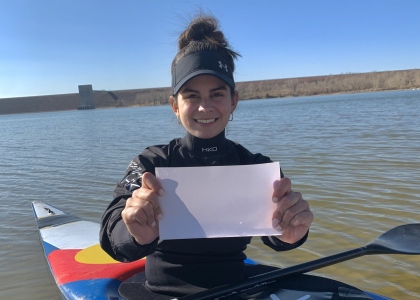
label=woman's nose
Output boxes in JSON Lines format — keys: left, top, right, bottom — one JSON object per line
{"left": 198, "top": 98, "right": 214, "bottom": 112}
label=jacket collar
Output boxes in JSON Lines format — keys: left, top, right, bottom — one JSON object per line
{"left": 181, "top": 130, "right": 231, "bottom": 158}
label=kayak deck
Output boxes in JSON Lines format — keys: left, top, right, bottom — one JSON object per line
{"left": 32, "top": 201, "right": 145, "bottom": 299}
{"left": 32, "top": 201, "right": 392, "bottom": 300}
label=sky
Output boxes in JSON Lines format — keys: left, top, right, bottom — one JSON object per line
{"left": 1, "top": 0, "right": 420, "bottom": 99}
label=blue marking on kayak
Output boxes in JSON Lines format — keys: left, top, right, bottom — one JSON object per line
{"left": 61, "top": 278, "right": 123, "bottom": 300}
{"left": 364, "top": 291, "right": 392, "bottom": 300}
{"left": 42, "top": 241, "right": 59, "bottom": 257}
{"left": 244, "top": 258, "right": 258, "bottom": 265}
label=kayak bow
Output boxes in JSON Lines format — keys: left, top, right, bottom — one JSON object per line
{"left": 33, "top": 201, "right": 417, "bottom": 300}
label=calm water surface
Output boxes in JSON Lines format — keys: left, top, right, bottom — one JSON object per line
{"left": 1, "top": 90, "right": 419, "bottom": 299}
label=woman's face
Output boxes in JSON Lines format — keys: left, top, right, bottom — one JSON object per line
{"left": 170, "top": 75, "right": 238, "bottom": 139}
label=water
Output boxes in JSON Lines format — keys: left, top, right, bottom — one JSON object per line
{"left": 1, "top": 90, "right": 419, "bottom": 299}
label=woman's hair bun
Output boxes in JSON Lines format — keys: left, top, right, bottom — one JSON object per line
{"left": 178, "top": 16, "right": 227, "bottom": 50}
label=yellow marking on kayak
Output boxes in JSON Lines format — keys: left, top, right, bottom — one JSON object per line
{"left": 75, "top": 244, "right": 120, "bottom": 264}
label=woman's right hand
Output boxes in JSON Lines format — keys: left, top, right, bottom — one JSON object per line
{"left": 121, "top": 172, "right": 164, "bottom": 245}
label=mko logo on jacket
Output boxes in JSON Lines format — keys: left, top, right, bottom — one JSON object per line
{"left": 202, "top": 147, "right": 217, "bottom": 152}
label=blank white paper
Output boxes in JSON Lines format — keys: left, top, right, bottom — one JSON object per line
{"left": 156, "top": 162, "right": 281, "bottom": 240}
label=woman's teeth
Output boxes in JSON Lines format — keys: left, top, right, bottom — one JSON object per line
{"left": 196, "top": 119, "right": 216, "bottom": 124}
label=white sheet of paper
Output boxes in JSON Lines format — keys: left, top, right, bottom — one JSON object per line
{"left": 156, "top": 162, "right": 281, "bottom": 240}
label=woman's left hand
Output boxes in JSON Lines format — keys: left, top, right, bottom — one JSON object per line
{"left": 271, "top": 177, "right": 313, "bottom": 244}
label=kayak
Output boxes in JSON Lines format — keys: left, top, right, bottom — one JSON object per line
{"left": 32, "top": 201, "right": 391, "bottom": 300}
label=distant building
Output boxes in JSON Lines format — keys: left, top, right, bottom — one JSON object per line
{"left": 78, "top": 85, "right": 95, "bottom": 110}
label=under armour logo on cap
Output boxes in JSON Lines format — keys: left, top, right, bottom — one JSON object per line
{"left": 218, "top": 61, "right": 228, "bottom": 72}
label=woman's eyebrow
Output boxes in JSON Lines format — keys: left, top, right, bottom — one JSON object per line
{"left": 210, "top": 86, "right": 228, "bottom": 92}
{"left": 181, "top": 85, "right": 227, "bottom": 94}
{"left": 180, "top": 87, "right": 199, "bottom": 94}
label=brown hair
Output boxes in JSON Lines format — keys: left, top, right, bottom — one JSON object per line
{"left": 171, "top": 15, "right": 241, "bottom": 82}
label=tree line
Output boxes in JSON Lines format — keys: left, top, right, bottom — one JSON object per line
{"left": 1, "top": 69, "right": 419, "bottom": 115}
{"left": 236, "top": 69, "right": 420, "bottom": 99}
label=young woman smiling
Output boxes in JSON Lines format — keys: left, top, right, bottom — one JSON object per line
{"left": 100, "top": 14, "right": 313, "bottom": 299}
{"left": 171, "top": 74, "right": 238, "bottom": 139}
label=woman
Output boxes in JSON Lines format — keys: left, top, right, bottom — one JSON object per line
{"left": 100, "top": 15, "right": 313, "bottom": 299}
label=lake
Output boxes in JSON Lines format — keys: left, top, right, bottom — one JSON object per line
{"left": 0, "top": 90, "right": 419, "bottom": 299}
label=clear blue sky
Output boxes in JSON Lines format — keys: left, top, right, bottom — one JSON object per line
{"left": 1, "top": 0, "right": 420, "bottom": 98}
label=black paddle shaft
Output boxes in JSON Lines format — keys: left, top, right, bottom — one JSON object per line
{"left": 177, "top": 224, "right": 420, "bottom": 300}
{"left": 178, "top": 247, "right": 365, "bottom": 300}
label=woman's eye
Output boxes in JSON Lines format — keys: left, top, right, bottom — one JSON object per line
{"left": 186, "top": 94, "right": 199, "bottom": 100}
{"left": 211, "top": 92, "right": 224, "bottom": 98}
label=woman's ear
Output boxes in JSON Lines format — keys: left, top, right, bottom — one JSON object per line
{"left": 169, "top": 96, "right": 178, "bottom": 115}
{"left": 231, "top": 91, "right": 239, "bottom": 113}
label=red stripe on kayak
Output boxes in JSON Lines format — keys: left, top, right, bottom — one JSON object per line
{"left": 48, "top": 249, "right": 146, "bottom": 285}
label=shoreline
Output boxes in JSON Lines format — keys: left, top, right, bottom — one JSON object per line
{"left": 1, "top": 69, "right": 419, "bottom": 115}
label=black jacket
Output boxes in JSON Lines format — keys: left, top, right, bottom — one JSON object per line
{"left": 100, "top": 131, "right": 308, "bottom": 294}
